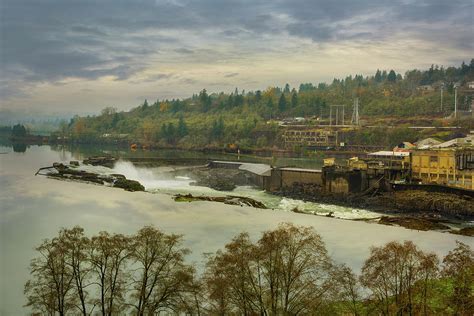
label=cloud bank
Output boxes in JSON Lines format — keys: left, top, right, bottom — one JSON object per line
{"left": 1, "top": 0, "right": 472, "bottom": 113}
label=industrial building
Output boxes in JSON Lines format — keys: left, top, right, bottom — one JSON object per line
{"left": 410, "top": 147, "right": 474, "bottom": 190}
{"left": 282, "top": 128, "right": 339, "bottom": 148}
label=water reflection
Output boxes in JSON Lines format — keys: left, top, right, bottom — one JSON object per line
{"left": 12, "top": 143, "right": 28, "bottom": 153}
{"left": 0, "top": 145, "right": 472, "bottom": 315}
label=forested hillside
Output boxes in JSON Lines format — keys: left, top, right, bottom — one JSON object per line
{"left": 60, "top": 61, "right": 474, "bottom": 149}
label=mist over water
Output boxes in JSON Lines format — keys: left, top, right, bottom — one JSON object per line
{"left": 107, "top": 160, "right": 380, "bottom": 219}
{"left": 111, "top": 160, "right": 188, "bottom": 190}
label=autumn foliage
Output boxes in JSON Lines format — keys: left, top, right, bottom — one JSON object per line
{"left": 25, "top": 224, "right": 473, "bottom": 315}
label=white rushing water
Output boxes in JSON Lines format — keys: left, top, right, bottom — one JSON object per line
{"left": 101, "top": 160, "right": 381, "bottom": 220}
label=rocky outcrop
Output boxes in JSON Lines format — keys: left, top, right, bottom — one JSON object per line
{"left": 276, "top": 182, "right": 474, "bottom": 219}
{"left": 174, "top": 193, "right": 267, "bottom": 209}
{"left": 450, "top": 227, "right": 474, "bottom": 237}
{"left": 378, "top": 216, "right": 450, "bottom": 231}
{"left": 390, "top": 190, "right": 474, "bottom": 217}
{"left": 113, "top": 178, "right": 145, "bottom": 192}
{"left": 83, "top": 156, "right": 117, "bottom": 168}
{"left": 36, "top": 162, "right": 144, "bottom": 192}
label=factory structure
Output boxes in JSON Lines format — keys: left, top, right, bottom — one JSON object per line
{"left": 209, "top": 132, "right": 474, "bottom": 195}
{"left": 325, "top": 132, "right": 474, "bottom": 192}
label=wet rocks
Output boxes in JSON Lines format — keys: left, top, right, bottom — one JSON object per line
{"left": 70, "top": 160, "right": 80, "bottom": 167}
{"left": 174, "top": 193, "right": 267, "bottom": 209}
{"left": 113, "top": 178, "right": 145, "bottom": 192}
{"left": 83, "top": 156, "right": 117, "bottom": 168}
{"left": 277, "top": 183, "right": 474, "bottom": 219}
{"left": 450, "top": 226, "right": 474, "bottom": 237}
{"left": 36, "top": 162, "right": 144, "bottom": 192}
{"left": 390, "top": 190, "right": 474, "bottom": 217}
{"left": 378, "top": 216, "right": 451, "bottom": 231}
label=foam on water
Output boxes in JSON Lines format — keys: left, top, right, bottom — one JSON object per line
{"left": 83, "top": 161, "right": 382, "bottom": 220}
{"left": 111, "top": 160, "right": 194, "bottom": 191}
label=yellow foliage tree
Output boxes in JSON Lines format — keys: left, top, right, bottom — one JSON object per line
{"left": 159, "top": 102, "right": 169, "bottom": 112}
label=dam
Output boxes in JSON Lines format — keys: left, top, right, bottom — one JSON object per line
{"left": 208, "top": 160, "right": 363, "bottom": 194}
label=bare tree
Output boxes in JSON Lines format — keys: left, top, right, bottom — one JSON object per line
{"left": 442, "top": 241, "right": 474, "bottom": 315}
{"left": 129, "top": 226, "right": 193, "bottom": 315}
{"left": 60, "top": 227, "right": 93, "bottom": 315}
{"left": 203, "top": 223, "right": 336, "bottom": 315}
{"left": 360, "top": 241, "right": 439, "bottom": 315}
{"left": 333, "top": 264, "right": 363, "bottom": 316}
{"left": 175, "top": 268, "right": 204, "bottom": 315}
{"left": 90, "top": 232, "right": 131, "bottom": 316}
{"left": 203, "top": 233, "right": 263, "bottom": 315}
{"left": 25, "top": 236, "right": 76, "bottom": 316}
{"left": 257, "top": 223, "right": 334, "bottom": 314}
{"left": 203, "top": 252, "right": 233, "bottom": 315}
{"left": 30, "top": 224, "right": 469, "bottom": 315}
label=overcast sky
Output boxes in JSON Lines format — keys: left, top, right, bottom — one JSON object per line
{"left": 1, "top": 0, "right": 473, "bottom": 115}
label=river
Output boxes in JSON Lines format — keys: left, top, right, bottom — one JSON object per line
{"left": 0, "top": 144, "right": 472, "bottom": 315}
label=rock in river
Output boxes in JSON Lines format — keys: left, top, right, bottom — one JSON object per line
{"left": 36, "top": 162, "right": 145, "bottom": 192}
{"left": 113, "top": 178, "right": 145, "bottom": 192}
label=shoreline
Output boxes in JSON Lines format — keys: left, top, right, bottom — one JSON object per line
{"left": 270, "top": 188, "right": 474, "bottom": 235}
{"left": 37, "top": 161, "right": 474, "bottom": 237}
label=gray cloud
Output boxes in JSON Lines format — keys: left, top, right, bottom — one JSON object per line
{"left": 180, "top": 78, "right": 198, "bottom": 85}
{"left": 0, "top": 0, "right": 472, "bottom": 105}
{"left": 174, "top": 48, "right": 195, "bottom": 54}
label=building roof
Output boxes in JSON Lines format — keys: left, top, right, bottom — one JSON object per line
{"left": 368, "top": 151, "right": 410, "bottom": 157}
{"left": 393, "top": 142, "right": 415, "bottom": 151}
{"left": 279, "top": 167, "right": 322, "bottom": 173}
{"left": 211, "top": 161, "right": 272, "bottom": 176}
{"left": 239, "top": 163, "right": 272, "bottom": 176}
{"left": 416, "top": 137, "right": 442, "bottom": 149}
{"left": 432, "top": 135, "right": 473, "bottom": 148}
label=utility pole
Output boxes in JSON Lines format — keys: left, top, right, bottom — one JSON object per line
{"left": 454, "top": 85, "right": 458, "bottom": 118}
{"left": 330, "top": 105, "right": 346, "bottom": 125}
{"left": 440, "top": 84, "right": 444, "bottom": 112}
{"left": 342, "top": 105, "right": 345, "bottom": 126}
{"left": 329, "top": 107, "right": 332, "bottom": 126}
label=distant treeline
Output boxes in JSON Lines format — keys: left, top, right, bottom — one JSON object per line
{"left": 25, "top": 223, "right": 473, "bottom": 315}
{"left": 56, "top": 61, "right": 474, "bottom": 149}
{"left": 0, "top": 124, "right": 29, "bottom": 137}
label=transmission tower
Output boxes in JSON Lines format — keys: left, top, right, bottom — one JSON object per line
{"left": 351, "top": 98, "right": 360, "bottom": 126}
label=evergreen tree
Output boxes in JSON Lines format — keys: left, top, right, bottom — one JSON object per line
{"left": 255, "top": 90, "right": 262, "bottom": 102}
{"left": 283, "top": 83, "right": 290, "bottom": 94}
{"left": 291, "top": 90, "right": 298, "bottom": 107}
{"left": 177, "top": 116, "right": 188, "bottom": 138}
{"left": 167, "top": 123, "right": 176, "bottom": 143}
{"left": 278, "top": 93, "right": 287, "bottom": 112}
{"left": 199, "top": 89, "right": 211, "bottom": 112}
{"left": 387, "top": 70, "right": 397, "bottom": 82}
{"left": 142, "top": 99, "right": 149, "bottom": 109}
{"left": 211, "top": 117, "right": 224, "bottom": 140}
{"left": 374, "top": 69, "right": 382, "bottom": 83}
{"left": 11, "top": 124, "right": 27, "bottom": 137}
{"left": 267, "top": 97, "right": 274, "bottom": 109}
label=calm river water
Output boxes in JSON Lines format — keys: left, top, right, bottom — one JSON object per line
{"left": 0, "top": 145, "right": 472, "bottom": 315}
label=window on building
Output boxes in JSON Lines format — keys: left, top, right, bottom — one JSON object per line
{"left": 430, "top": 156, "right": 438, "bottom": 163}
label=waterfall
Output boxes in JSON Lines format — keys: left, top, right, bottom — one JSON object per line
{"left": 112, "top": 160, "right": 192, "bottom": 191}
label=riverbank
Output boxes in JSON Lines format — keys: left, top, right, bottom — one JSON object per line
{"left": 273, "top": 186, "right": 474, "bottom": 234}
{"left": 35, "top": 157, "right": 474, "bottom": 236}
